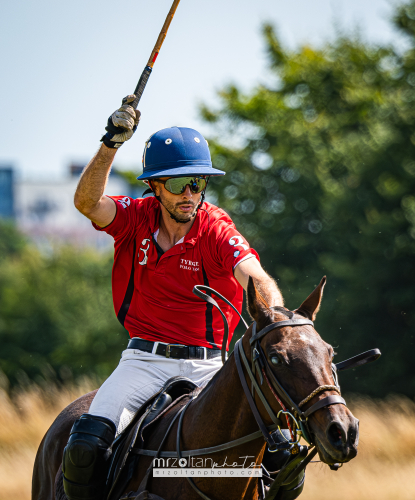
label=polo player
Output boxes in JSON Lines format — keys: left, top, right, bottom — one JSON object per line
{"left": 63, "top": 95, "right": 285, "bottom": 500}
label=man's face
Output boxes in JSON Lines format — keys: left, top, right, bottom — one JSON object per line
{"left": 151, "top": 177, "right": 203, "bottom": 223}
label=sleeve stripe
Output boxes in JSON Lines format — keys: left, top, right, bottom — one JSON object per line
{"left": 233, "top": 253, "right": 257, "bottom": 270}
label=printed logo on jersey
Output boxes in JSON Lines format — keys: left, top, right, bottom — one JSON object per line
{"left": 180, "top": 259, "right": 199, "bottom": 272}
{"left": 138, "top": 239, "right": 150, "bottom": 266}
{"left": 118, "top": 197, "right": 131, "bottom": 209}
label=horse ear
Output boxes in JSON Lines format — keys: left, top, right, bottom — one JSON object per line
{"left": 247, "top": 276, "right": 271, "bottom": 327}
{"left": 295, "top": 276, "right": 327, "bottom": 321}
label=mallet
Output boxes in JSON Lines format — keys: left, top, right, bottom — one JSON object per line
{"left": 132, "top": 0, "right": 182, "bottom": 110}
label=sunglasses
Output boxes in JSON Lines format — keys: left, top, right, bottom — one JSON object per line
{"left": 157, "top": 177, "right": 208, "bottom": 195}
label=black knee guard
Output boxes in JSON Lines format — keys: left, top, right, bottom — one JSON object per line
{"left": 263, "top": 430, "right": 306, "bottom": 500}
{"left": 62, "top": 414, "right": 116, "bottom": 500}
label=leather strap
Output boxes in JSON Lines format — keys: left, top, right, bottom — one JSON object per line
{"left": 261, "top": 348, "right": 304, "bottom": 417}
{"left": 193, "top": 285, "right": 250, "bottom": 364}
{"left": 132, "top": 424, "right": 279, "bottom": 458}
{"left": 134, "top": 402, "right": 187, "bottom": 495}
{"left": 234, "top": 340, "right": 279, "bottom": 449}
{"left": 238, "top": 342, "right": 282, "bottom": 428}
{"left": 192, "top": 286, "right": 230, "bottom": 364}
{"left": 250, "top": 319, "right": 314, "bottom": 345}
{"left": 176, "top": 399, "right": 213, "bottom": 500}
{"left": 336, "top": 349, "right": 381, "bottom": 372}
{"left": 283, "top": 447, "right": 318, "bottom": 486}
{"left": 303, "top": 395, "right": 346, "bottom": 419}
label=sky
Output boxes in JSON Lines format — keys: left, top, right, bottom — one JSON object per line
{"left": 0, "top": 0, "right": 405, "bottom": 180}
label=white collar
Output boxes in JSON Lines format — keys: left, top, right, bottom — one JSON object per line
{"left": 153, "top": 228, "right": 184, "bottom": 246}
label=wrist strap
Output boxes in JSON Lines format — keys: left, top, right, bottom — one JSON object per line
{"left": 101, "top": 134, "right": 123, "bottom": 149}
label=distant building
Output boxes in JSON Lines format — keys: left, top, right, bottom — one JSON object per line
{"left": 0, "top": 167, "right": 14, "bottom": 218}
{"left": 0, "top": 164, "right": 144, "bottom": 249}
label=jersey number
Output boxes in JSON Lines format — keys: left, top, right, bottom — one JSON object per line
{"left": 138, "top": 239, "right": 150, "bottom": 266}
{"left": 229, "top": 235, "right": 248, "bottom": 251}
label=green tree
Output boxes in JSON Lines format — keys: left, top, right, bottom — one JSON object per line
{"left": 0, "top": 242, "right": 127, "bottom": 388}
{"left": 0, "top": 220, "right": 27, "bottom": 258}
{"left": 201, "top": 1, "right": 415, "bottom": 397}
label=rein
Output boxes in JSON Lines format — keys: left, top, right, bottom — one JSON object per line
{"left": 193, "top": 285, "right": 249, "bottom": 363}
{"left": 133, "top": 421, "right": 279, "bottom": 458}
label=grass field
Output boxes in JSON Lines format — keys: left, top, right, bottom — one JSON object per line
{"left": 1, "top": 384, "right": 414, "bottom": 500}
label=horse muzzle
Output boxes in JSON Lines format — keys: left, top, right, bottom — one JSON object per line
{"left": 315, "top": 416, "right": 359, "bottom": 464}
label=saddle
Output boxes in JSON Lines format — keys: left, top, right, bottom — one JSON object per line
{"left": 105, "top": 376, "right": 198, "bottom": 500}
{"left": 103, "top": 383, "right": 304, "bottom": 500}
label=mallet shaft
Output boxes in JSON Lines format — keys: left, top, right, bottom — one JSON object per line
{"left": 132, "top": 0, "right": 181, "bottom": 109}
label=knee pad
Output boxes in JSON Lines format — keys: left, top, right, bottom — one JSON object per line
{"left": 62, "top": 414, "right": 116, "bottom": 500}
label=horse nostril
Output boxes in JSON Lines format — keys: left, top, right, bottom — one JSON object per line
{"left": 348, "top": 421, "right": 359, "bottom": 447}
{"left": 327, "top": 422, "right": 346, "bottom": 448}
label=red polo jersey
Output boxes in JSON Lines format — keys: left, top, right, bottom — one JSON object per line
{"left": 93, "top": 196, "right": 257, "bottom": 349}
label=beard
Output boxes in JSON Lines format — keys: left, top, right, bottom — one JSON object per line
{"left": 158, "top": 192, "right": 198, "bottom": 223}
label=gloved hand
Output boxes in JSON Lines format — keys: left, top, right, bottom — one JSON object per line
{"left": 101, "top": 95, "right": 141, "bottom": 149}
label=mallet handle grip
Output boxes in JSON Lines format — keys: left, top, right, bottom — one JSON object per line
{"left": 132, "top": 0, "right": 181, "bottom": 109}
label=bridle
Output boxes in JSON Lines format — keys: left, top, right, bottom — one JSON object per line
{"left": 193, "top": 285, "right": 379, "bottom": 450}
{"left": 234, "top": 310, "right": 345, "bottom": 449}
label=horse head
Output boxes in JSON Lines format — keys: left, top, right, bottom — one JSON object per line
{"left": 245, "top": 276, "right": 359, "bottom": 465}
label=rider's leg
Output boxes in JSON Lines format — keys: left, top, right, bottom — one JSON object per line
{"left": 62, "top": 348, "right": 180, "bottom": 500}
{"left": 262, "top": 430, "right": 306, "bottom": 500}
{"left": 88, "top": 348, "right": 222, "bottom": 434}
{"left": 61, "top": 348, "right": 222, "bottom": 500}
{"left": 62, "top": 414, "right": 115, "bottom": 500}
{"left": 275, "top": 470, "right": 305, "bottom": 500}
{"left": 262, "top": 430, "right": 293, "bottom": 473}
{"left": 179, "top": 355, "right": 223, "bottom": 388}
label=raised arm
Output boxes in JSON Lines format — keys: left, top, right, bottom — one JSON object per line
{"left": 74, "top": 145, "right": 117, "bottom": 227}
{"left": 74, "top": 95, "right": 140, "bottom": 227}
{"left": 234, "top": 257, "right": 284, "bottom": 307}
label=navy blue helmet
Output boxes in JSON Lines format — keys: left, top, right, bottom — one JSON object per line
{"left": 137, "top": 127, "right": 225, "bottom": 180}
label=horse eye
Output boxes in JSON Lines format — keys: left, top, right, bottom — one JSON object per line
{"left": 271, "top": 357, "right": 280, "bottom": 366}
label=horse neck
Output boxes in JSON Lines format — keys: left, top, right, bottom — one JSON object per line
{"left": 175, "top": 333, "right": 278, "bottom": 499}
{"left": 185, "top": 333, "right": 265, "bottom": 452}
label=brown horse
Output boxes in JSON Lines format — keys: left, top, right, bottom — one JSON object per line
{"left": 32, "top": 277, "right": 359, "bottom": 500}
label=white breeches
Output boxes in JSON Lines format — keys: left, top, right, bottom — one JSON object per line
{"left": 88, "top": 348, "right": 222, "bottom": 435}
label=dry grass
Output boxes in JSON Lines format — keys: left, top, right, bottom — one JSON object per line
{"left": 0, "top": 387, "right": 414, "bottom": 499}
{"left": 0, "top": 381, "right": 94, "bottom": 500}
{"left": 304, "top": 395, "right": 415, "bottom": 500}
